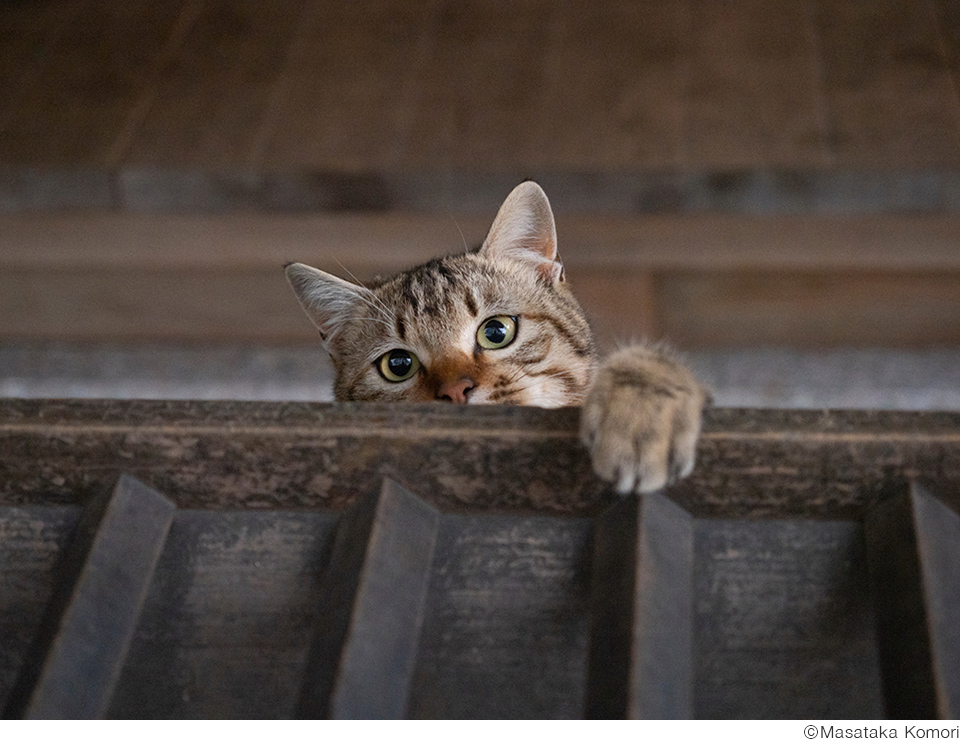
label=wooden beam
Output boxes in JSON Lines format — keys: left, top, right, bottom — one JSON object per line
{"left": 911, "top": 482, "right": 960, "bottom": 719}
{"left": 297, "top": 479, "right": 439, "bottom": 719}
{"left": 3, "top": 475, "right": 174, "bottom": 719}
{"left": 587, "top": 493, "right": 694, "bottom": 719}
{"left": 2, "top": 400, "right": 960, "bottom": 519}
{"left": 865, "top": 481, "right": 960, "bottom": 719}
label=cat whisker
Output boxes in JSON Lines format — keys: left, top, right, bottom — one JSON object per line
{"left": 340, "top": 317, "right": 394, "bottom": 328}
{"left": 448, "top": 214, "right": 470, "bottom": 254}
{"left": 495, "top": 369, "right": 575, "bottom": 400}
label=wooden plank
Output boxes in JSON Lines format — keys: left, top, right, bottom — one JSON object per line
{"left": 7, "top": 213, "right": 960, "bottom": 272}
{"left": 865, "top": 482, "right": 960, "bottom": 719}
{"left": 298, "top": 479, "right": 438, "bottom": 719}
{"left": 0, "top": 506, "right": 82, "bottom": 712}
{"left": 587, "top": 493, "right": 694, "bottom": 719}
{"left": 393, "top": 0, "right": 555, "bottom": 169}
{"left": 814, "top": 0, "right": 960, "bottom": 166}
{"left": 0, "top": 1, "right": 193, "bottom": 166}
{"left": 571, "top": 268, "right": 658, "bottom": 351}
{"left": 108, "top": 509, "right": 339, "bottom": 718}
{"left": 254, "top": 1, "right": 434, "bottom": 170}
{"left": 657, "top": 270, "right": 960, "bottom": 348}
{"left": 4, "top": 213, "right": 960, "bottom": 346}
{"left": 0, "top": 1, "right": 86, "bottom": 133}
{"left": 937, "top": 0, "right": 960, "bottom": 99}
{"left": 2, "top": 400, "right": 960, "bottom": 519}
{"left": 117, "top": 0, "right": 306, "bottom": 167}
{"left": 865, "top": 487, "right": 938, "bottom": 718}
{"left": 533, "top": 0, "right": 685, "bottom": 168}
{"left": 3, "top": 475, "right": 175, "bottom": 719}
{"left": 693, "top": 519, "right": 884, "bottom": 719}
{"left": 0, "top": 267, "right": 315, "bottom": 342}
{"left": 684, "top": 0, "right": 828, "bottom": 167}
{"left": 408, "top": 514, "right": 592, "bottom": 718}
{"left": 911, "top": 482, "right": 960, "bottom": 719}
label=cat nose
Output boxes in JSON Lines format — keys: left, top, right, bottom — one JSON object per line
{"left": 436, "top": 378, "right": 475, "bottom": 404}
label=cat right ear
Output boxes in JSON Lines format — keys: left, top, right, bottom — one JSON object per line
{"left": 480, "top": 181, "right": 564, "bottom": 284}
{"left": 284, "top": 262, "right": 370, "bottom": 348}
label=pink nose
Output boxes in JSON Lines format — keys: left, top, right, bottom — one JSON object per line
{"left": 436, "top": 378, "right": 475, "bottom": 404}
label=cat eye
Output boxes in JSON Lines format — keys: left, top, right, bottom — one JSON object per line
{"left": 377, "top": 349, "right": 421, "bottom": 382}
{"left": 477, "top": 315, "right": 517, "bottom": 350}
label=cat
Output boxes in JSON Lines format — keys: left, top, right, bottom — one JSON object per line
{"left": 285, "top": 181, "right": 708, "bottom": 494}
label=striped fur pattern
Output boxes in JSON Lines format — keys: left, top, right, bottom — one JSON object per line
{"left": 286, "top": 182, "right": 707, "bottom": 494}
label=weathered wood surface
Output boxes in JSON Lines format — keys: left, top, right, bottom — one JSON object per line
{"left": 1, "top": 402, "right": 960, "bottom": 718}
{"left": 298, "top": 480, "right": 439, "bottom": 719}
{"left": 587, "top": 493, "right": 694, "bottom": 719}
{"left": 109, "top": 508, "right": 339, "bottom": 719}
{"left": 910, "top": 482, "right": 960, "bottom": 719}
{"left": 0, "top": 505, "right": 80, "bottom": 713}
{"left": 865, "top": 481, "right": 960, "bottom": 720}
{"left": 3, "top": 475, "right": 175, "bottom": 719}
{"left": 3, "top": 212, "right": 960, "bottom": 347}
{"left": 2, "top": 400, "right": 959, "bottom": 517}
{"left": 408, "top": 513, "right": 593, "bottom": 719}
{"left": 694, "top": 519, "right": 884, "bottom": 719}
{"left": 2, "top": 0, "right": 959, "bottom": 170}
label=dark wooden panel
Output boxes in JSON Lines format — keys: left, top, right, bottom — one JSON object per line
{"left": 4, "top": 475, "right": 174, "bottom": 719}
{"left": 408, "top": 514, "right": 593, "bottom": 718}
{"left": 109, "top": 509, "right": 339, "bottom": 719}
{"left": 863, "top": 481, "right": 960, "bottom": 719}
{"left": 0, "top": 1, "right": 192, "bottom": 165}
{"left": 658, "top": 270, "right": 960, "bottom": 348}
{"left": 587, "top": 493, "right": 694, "bottom": 719}
{"left": 937, "top": 0, "right": 960, "bottom": 94}
{"left": 0, "top": 506, "right": 81, "bottom": 712}
{"left": 911, "top": 482, "right": 960, "bottom": 719}
{"left": 3, "top": 400, "right": 960, "bottom": 520}
{"left": 814, "top": 0, "right": 960, "bottom": 166}
{"left": 256, "top": 0, "right": 434, "bottom": 170}
{"left": 532, "top": 0, "right": 685, "bottom": 169}
{"left": 119, "top": 0, "right": 306, "bottom": 167}
{"left": 0, "top": 267, "right": 314, "bottom": 342}
{"left": 693, "top": 519, "right": 884, "bottom": 719}
{"left": 0, "top": 0, "right": 82, "bottom": 134}
{"left": 685, "top": 0, "right": 827, "bottom": 168}
{"left": 394, "top": 0, "right": 555, "bottom": 170}
{"left": 298, "top": 480, "right": 439, "bottom": 719}
{"left": 866, "top": 485, "right": 938, "bottom": 719}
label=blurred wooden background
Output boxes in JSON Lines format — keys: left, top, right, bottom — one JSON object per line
{"left": 2, "top": 0, "right": 960, "bottom": 349}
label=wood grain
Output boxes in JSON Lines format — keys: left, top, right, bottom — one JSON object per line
{"left": 118, "top": 0, "right": 306, "bottom": 167}
{"left": 657, "top": 270, "right": 960, "bottom": 347}
{"left": 533, "top": 0, "right": 685, "bottom": 168}
{"left": 0, "top": 1, "right": 192, "bottom": 165}
{"left": 298, "top": 480, "right": 438, "bottom": 719}
{"left": 256, "top": 1, "right": 435, "bottom": 171}
{"left": 814, "top": 0, "right": 960, "bottom": 166}
{"left": 4, "top": 476, "right": 174, "bottom": 719}
{"left": 684, "top": 0, "right": 828, "bottom": 167}
{"left": 2, "top": 400, "right": 960, "bottom": 519}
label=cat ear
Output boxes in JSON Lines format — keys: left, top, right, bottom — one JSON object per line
{"left": 480, "top": 181, "right": 563, "bottom": 284}
{"left": 284, "top": 262, "right": 371, "bottom": 348}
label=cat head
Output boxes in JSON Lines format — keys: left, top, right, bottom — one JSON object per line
{"left": 285, "top": 181, "right": 597, "bottom": 407}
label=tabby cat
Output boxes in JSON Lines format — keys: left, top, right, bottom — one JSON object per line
{"left": 285, "top": 182, "right": 707, "bottom": 494}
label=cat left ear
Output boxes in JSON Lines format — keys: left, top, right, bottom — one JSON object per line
{"left": 284, "top": 262, "right": 372, "bottom": 350}
{"left": 480, "top": 181, "right": 563, "bottom": 284}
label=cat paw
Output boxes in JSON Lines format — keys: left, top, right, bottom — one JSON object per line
{"left": 579, "top": 345, "right": 709, "bottom": 495}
